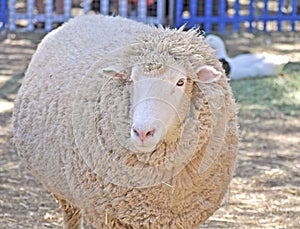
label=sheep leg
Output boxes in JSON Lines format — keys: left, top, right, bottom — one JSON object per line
{"left": 58, "top": 199, "right": 83, "bottom": 229}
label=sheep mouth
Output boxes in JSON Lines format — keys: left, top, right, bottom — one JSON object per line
{"left": 132, "top": 140, "right": 162, "bottom": 154}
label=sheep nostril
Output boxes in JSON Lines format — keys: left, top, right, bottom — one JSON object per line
{"left": 132, "top": 126, "right": 156, "bottom": 143}
{"left": 133, "top": 128, "right": 140, "bottom": 137}
{"left": 146, "top": 129, "right": 155, "bottom": 137}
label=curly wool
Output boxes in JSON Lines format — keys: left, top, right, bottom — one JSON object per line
{"left": 100, "top": 26, "right": 222, "bottom": 79}
{"left": 127, "top": 27, "right": 221, "bottom": 75}
{"left": 13, "top": 14, "right": 238, "bottom": 228}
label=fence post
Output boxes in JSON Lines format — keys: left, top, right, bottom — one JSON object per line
{"left": 277, "top": 0, "right": 283, "bottom": 31}
{"left": 9, "top": 0, "right": 16, "bottom": 30}
{"left": 291, "top": 0, "right": 297, "bottom": 30}
{"left": 45, "top": 0, "right": 53, "bottom": 31}
{"left": 83, "top": 0, "right": 90, "bottom": 14}
{"left": 157, "top": 0, "right": 165, "bottom": 24}
{"left": 101, "top": 0, "right": 109, "bottom": 15}
{"left": 138, "top": 0, "right": 147, "bottom": 21}
{"left": 219, "top": 0, "right": 227, "bottom": 33}
{"left": 64, "top": 0, "right": 72, "bottom": 22}
{"left": 1, "top": 0, "right": 7, "bottom": 29}
{"left": 190, "top": 0, "right": 197, "bottom": 18}
{"left": 248, "top": 0, "right": 255, "bottom": 32}
{"left": 233, "top": 0, "right": 240, "bottom": 32}
{"left": 205, "top": 0, "right": 212, "bottom": 31}
{"left": 119, "top": 0, "right": 128, "bottom": 17}
{"left": 263, "top": 0, "right": 268, "bottom": 31}
{"left": 175, "top": 0, "right": 183, "bottom": 28}
{"left": 27, "top": 0, "right": 35, "bottom": 31}
{"left": 168, "top": 0, "right": 174, "bottom": 26}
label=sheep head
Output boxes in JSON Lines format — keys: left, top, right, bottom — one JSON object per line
{"left": 75, "top": 28, "right": 227, "bottom": 188}
{"left": 102, "top": 62, "right": 222, "bottom": 153}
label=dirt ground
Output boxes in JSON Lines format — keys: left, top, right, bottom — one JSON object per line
{"left": 0, "top": 30, "right": 299, "bottom": 229}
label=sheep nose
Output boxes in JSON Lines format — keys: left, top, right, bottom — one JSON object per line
{"left": 132, "top": 126, "right": 156, "bottom": 143}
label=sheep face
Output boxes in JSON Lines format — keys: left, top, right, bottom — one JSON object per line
{"left": 129, "top": 64, "right": 222, "bottom": 153}
{"left": 130, "top": 65, "right": 188, "bottom": 152}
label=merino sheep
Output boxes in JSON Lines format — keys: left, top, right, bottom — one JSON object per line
{"left": 13, "top": 15, "right": 239, "bottom": 228}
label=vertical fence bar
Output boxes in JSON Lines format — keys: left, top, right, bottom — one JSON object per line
{"left": 9, "top": 0, "right": 16, "bottom": 30}
{"left": 1, "top": 0, "right": 7, "bottom": 29}
{"left": 138, "top": 0, "right": 147, "bottom": 21}
{"left": 64, "top": 0, "right": 72, "bottom": 22}
{"left": 168, "top": 0, "right": 174, "bottom": 26}
{"left": 101, "top": 0, "right": 109, "bottom": 15}
{"left": 45, "top": 0, "right": 53, "bottom": 31}
{"left": 83, "top": 0, "right": 90, "bottom": 14}
{"left": 219, "top": 0, "right": 226, "bottom": 33}
{"left": 233, "top": 0, "right": 240, "bottom": 32}
{"left": 248, "top": 0, "right": 255, "bottom": 32}
{"left": 205, "top": 0, "right": 212, "bottom": 31}
{"left": 157, "top": 0, "right": 166, "bottom": 24}
{"left": 27, "top": 0, "right": 34, "bottom": 31}
{"left": 263, "top": 0, "right": 268, "bottom": 31}
{"left": 190, "top": 0, "right": 197, "bottom": 17}
{"left": 277, "top": 0, "right": 283, "bottom": 31}
{"left": 175, "top": 0, "right": 183, "bottom": 27}
{"left": 291, "top": 0, "right": 297, "bottom": 31}
{"left": 119, "top": 0, "right": 128, "bottom": 17}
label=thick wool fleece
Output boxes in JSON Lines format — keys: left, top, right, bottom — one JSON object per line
{"left": 13, "top": 15, "right": 238, "bottom": 228}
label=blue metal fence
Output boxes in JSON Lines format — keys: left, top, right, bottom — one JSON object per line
{"left": 2, "top": 0, "right": 300, "bottom": 32}
{"left": 0, "top": 0, "right": 7, "bottom": 29}
{"left": 176, "top": 0, "right": 300, "bottom": 33}
{"left": 9, "top": 0, "right": 75, "bottom": 31}
{"left": 8, "top": 0, "right": 166, "bottom": 31}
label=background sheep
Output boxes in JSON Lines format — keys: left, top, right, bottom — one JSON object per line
{"left": 206, "top": 34, "right": 289, "bottom": 80}
{"left": 13, "top": 15, "right": 238, "bottom": 228}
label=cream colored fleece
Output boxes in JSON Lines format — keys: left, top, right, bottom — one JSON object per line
{"left": 13, "top": 14, "right": 238, "bottom": 228}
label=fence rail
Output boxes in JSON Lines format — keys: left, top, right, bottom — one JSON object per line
{"left": 1, "top": 0, "right": 300, "bottom": 33}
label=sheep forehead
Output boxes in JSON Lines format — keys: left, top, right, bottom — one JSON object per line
{"left": 132, "top": 64, "right": 186, "bottom": 83}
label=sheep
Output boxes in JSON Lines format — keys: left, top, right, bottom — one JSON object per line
{"left": 206, "top": 34, "right": 289, "bottom": 80}
{"left": 13, "top": 14, "right": 239, "bottom": 228}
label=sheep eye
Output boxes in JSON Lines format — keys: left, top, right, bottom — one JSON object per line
{"left": 176, "top": 78, "right": 185, "bottom": 87}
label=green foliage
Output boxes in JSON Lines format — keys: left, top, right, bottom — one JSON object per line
{"left": 231, "top": 62, "right": 300, "bottom": 117}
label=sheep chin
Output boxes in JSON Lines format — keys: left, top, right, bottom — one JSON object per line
{"left": 134, "top": 141, "right": 162, "bottom": 153}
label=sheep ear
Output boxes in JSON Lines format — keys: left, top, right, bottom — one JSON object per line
{"left": 195, "top": 65, "right": 222, "bottom": 83}
{"left": 102, "top": 64, "right": 125, "bottom": 78}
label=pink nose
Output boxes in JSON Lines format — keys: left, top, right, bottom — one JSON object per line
{"left": 132, "top": 126, "right": 156, "bottom": 143}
